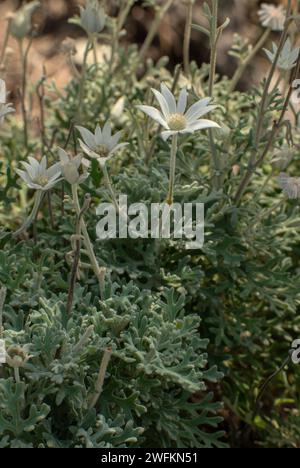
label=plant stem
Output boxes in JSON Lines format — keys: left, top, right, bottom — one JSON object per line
{"left": 166, "top": 134, "right": 178, "bottom": 205}
{"left": 0, "top": 18, "right": 12, "bottom": 68}
{"left": 183, "top": 0, "right": 194, "bottom": 77}
{"left": 76, "top": 38, "right": 91, "bottom": 124}
{"left": 89, "top": 347, "right": 112, "bottom": 409}
{"left": 229, "top": 28, "right": 271, "bottom": 93}
{"left": 138, "top": 0, "right": 174, "bottom": 61}
{"left": 101, "top": 163, "right": 120, "bottom": 213}
{"left": 18, "top": 38, "right": 32, "bottom": 148}
{"left": 72, "top": 185, "right": 106, "bottom": 299}
{"left": 208, "top": 0, "right": 220, "bottom": 188}
{"left": 0, "top": 286, "right": 7, "bottom": 337}
{"left": 13, "top": 190, "right": 44, "bottom": 238}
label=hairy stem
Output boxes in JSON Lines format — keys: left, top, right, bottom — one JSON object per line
{"left": 166, "top": 134, "right": 178, "bottom": 205}
{"left": 14, "top": 190, "right": 44, "bottom": 238}
{"left": 183, "top": 0, "right": 194, "bottom": 77}
{"left": 89, "top": 347, "right": 112, "bottom": 409}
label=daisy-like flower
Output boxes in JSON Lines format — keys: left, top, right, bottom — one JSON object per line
{"left": 58, "top": 148, "right": 88, "bottom": 185}
{"left": 16, "top": 156, "right": 62, "bottom": 191}
{"left": 264, "top": 38, "right": 300, "bottom": 70}
{"left": 78, "top": 0, "right": 106, "bottom": 35}
{"left": 76, "top": 122, "right": 127, "bottom": 168}
{"left": 137, "top": 83, "right": 220, "bottom": 141}
{"left": 0, "top": 79, "right": 15, "bottom": 124}
{"left": 258, "top": 3, "right": 286, "bottom": 31}
{"left": 278, "top": 173, "right": 300, "bottom": 199}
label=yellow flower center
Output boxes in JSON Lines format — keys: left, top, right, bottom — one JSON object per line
{"left": 97, "top": 144, "right": 110, "bottom": 158}
{"left": 167, "top": 113, "right": 187, "bottom": 131}
{"left": 34, "top": 175, "right": 48, "bottom": 186}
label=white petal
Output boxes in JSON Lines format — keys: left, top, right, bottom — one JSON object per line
{"left": 47, "top": 162, "right": 62, "bottom": 179}
{"left": 161, "top": 130, "right": 178, "bottom": 141}
{"left": 21, "top": 161, "right": 36, "bottom": 180}
{"left": 76, "top": 126, "right": 97, "bottom": 149}
{"left": 185, "top": 98, "right": 212, "bottom": 121}
{"left": 160, "top": 83, "right": 177, "bottom": 114}
{"left": 16, "top": 169, "right": 32, "bottom": 185}
{"left": 177, "top": 88, "right": 188, "bottom": 114}
{"left": 109, "top": 142, "right": 128, "bottom": 155}
{"left": 186, "top": 105, "right": 217, "bottom": 124}
{"left": 79, "top": 139, "right": 99, "bottom": 159}
{"left": 95, "top": 124, "right": 103, "bottom": 145}
{"left": 151, "top": 88, "right": 170, "bottom": 119}
{"left": 109, "top": 130, "right": 123, "bottom": 149}
{"left": 184, "top": 119, "right": 220, "bottom": 133}
{"left": 137, "top": 105, "right": 168, "bottom": 129}
{"left": 102, "top": 121, "right": 112, "bottom": 145}
{"left": 57, "top": 147, "right": 69, "bottom": 164}
{"left": 40, "top": 156, "right": 47, "bottom": 174}
{"left": 28, "top": 157, "right": 40, "bottom": 173}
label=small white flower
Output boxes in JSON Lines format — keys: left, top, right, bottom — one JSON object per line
{"left": 258, "top": 3, "right": 286, "bottom": 31}
{"left": 264, "top": 39, "right": 300, "bottom": 70}
{"left": 278, "top": 173, "right": 300, "bottom": 199}
{"left": 137, "top": 83, "right": 220, "bottom": 141}
{"left": 58, "top": 148, "right": 88, "bottom": 185}
{"left": 16, "top": 156, "right": 62, "bottom": 191}
{"left": 10, "top": 1, "right": 40, "bottom": 40}
{"left": 79, "top": 0, "right": 106, "bottom": 35}
{"left": 0, "top": 79, "right": 15, "bottom": 124}
{"left": 76, "top": 122, "right": 127, "bottom": 168}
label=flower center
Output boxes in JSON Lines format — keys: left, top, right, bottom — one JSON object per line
{"left": 33, "top": 175, "right": 48, "bottom": 187}
{"left": 96, "top": 144, "right": 110, "bottom": 158}
{"left": 167, "top": 113, "right": 187, "bottom": 131}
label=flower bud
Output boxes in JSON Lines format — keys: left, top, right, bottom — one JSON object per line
{"left": 10, "top": 1, "right": 40, "bottom": 40}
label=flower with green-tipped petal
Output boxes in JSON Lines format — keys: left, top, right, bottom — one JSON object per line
{"left": 76, "top": 122, "right": 127, "bottom": 168}
{"left": 137, "top": 83, "right": 220, "bottom": 141}
{"left": 58, "top": 148, "right": 89, "bottom": 185}
{"left": 16, "top": 156, "right": 62, "bottom": 191}
{"left": 264, "top": 38, "right": 300, "bottom": 70}
{"left": 78, "top": 0, "right": 106, "bottom": 35}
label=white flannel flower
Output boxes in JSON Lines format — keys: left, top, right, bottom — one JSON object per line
{"left": 58, "top": 148, "right": 88, "bottom": 185}
{"left": 258, "top": 3, "right": 286, "bottom": 31}
{"left": 0, "top": 79, "right": 15, "bottom": 124}
{"left": 79, "top": 0, "right": 106, "bottom": 35}
{"left": 137, "top": 83, "right": 220, "bottom": 141}
{"left": 10, "top": 1, "right": 40, "bottom": 40}
{"left": 278, "top": 173, "right": 300, "bottom": 199}
{"left": 264, "top": 39, "right": 300, "bottom": 70}
{"left": 76, "top": 122, "right": 128, "bottom": 168}
{"left": 16, "top": 156, "right": 62, "bottom": 191}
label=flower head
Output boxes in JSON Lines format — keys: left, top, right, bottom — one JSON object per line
{"left": 137, "top": 83, "right": 220, "bottom": 141}
{"left": 258, "top": 3, "right": 286, "bottom": 31}
{"left": 278, "top": 173, "right": 300, "bottom": 199}
{"left": 58, "top": 148, "right": 88, "bottom": 185}
{"left": 78, "top": 0, "right": 106, "bottom": 35}
{"left": 16, "top": 156, "right": 62, "bottom": 191}
{"left": 76, "top": 122, "right": 127, "bottom": 167}
{"left": 264, "top": 38, "right": 300, "bottom": 70}
{"left": 10, "top": 1, "right": 40, "bottom": 40}
{"left": 0, "top": 79, "right": 15, "bottom": 124}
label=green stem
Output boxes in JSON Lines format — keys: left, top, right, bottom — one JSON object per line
{"left": 101, "top": 163, "right": 120, "bottom": 213}
{"left": 183, "top": 0, "right": 194, "bottom": 77}
{"left": 14, "top": 190, "right": 44, "bottom": 238}
{"left": 89, "top": 347, "right": 112, "bottom": 409}
{"left": 166, "top": 134, "right": 178, "bottom": 205}
{"left": 72, "top": 185, "right": 105, "bottom": 299}
{"left": 76, "top": 38, "right": 91, "bottom": 124}
{"left": 138, "top": 0, "right": 174, "bottom": 61}
{"left": 229, "top": 28, "right": 271, "bottom": 93}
